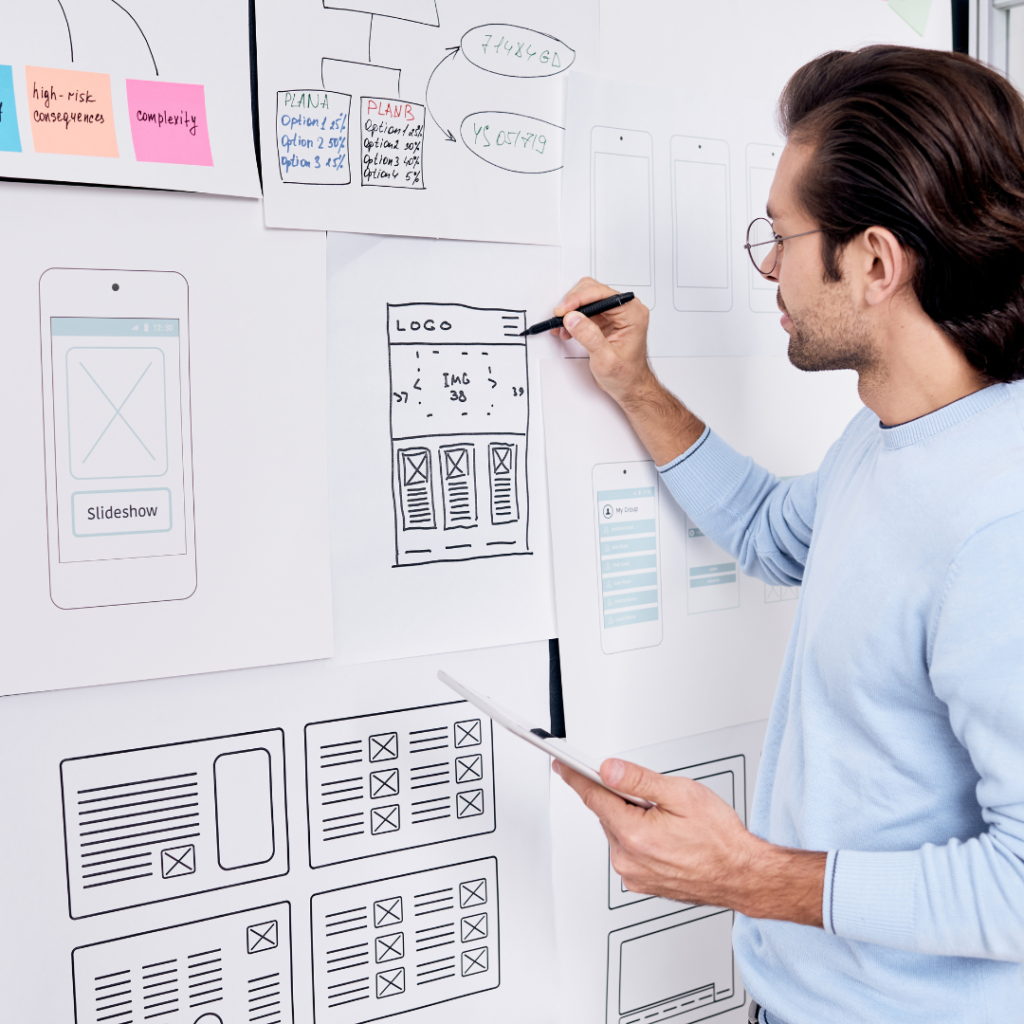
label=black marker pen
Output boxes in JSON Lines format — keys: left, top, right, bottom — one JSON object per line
{"left": 519, "top": 291, "right": 635, "bottom": 336}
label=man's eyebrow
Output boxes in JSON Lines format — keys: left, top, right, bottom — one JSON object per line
{"left": 765, "top": 202, "right": 775, "bottom": 221}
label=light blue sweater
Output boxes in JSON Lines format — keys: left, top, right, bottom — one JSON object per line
{"left": 658, "top": 382, "right": 1024, "bottom": 1023}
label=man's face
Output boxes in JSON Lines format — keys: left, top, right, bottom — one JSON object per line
{"left": 765, "top": 142, "right": 876, "bottom": 373}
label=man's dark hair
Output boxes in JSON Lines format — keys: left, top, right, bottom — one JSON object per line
{"left": 780, "top": 45, "right": 1024, "bottom": 382}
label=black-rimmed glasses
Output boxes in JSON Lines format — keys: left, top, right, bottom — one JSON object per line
{"left": 744, "top": 217, "right": 821, "bottom": 276}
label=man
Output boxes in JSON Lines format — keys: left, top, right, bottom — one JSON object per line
{"left": 551, "top": 46, "right": 1024, "bottom": 1023}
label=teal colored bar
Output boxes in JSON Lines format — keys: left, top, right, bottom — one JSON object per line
{"left": 602, "top": 553, "right": 656, "bottom": 574}
{"left": 600, "top": 535, "right": 656, "bottom": 557}
{"left": 603, "top": 571, "right": 657, "bottom": 593}
{"left": 690, "top": 574, "right": 737, "bottom": 589}
{"left": 51, "top": 318, "right": 179, "bottom": 337}
{"left": 603, "top": 589, "right": 658, "bottom": 611}
{"left": 599, "top": 518, "right": 655, "bottom": 538}
{"left": 690, "top": 562, "right": 736, "bottom": 577}
{"left": 0, "top": 65, "right": 21, "bottom": 153}
{"left": 604, "top": 605, "right": 660, "bottom": 629}
{"left": 596, "top": 486, "right": 655, "bottom": 500}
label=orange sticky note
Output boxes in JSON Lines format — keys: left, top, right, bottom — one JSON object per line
{"left": 26, "top": 67, "right": 118, "bottom": 157}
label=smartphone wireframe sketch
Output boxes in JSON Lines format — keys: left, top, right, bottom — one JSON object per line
{"left": 593, "top": 460, "right": 662, "bottom": 655}
{"left": 746, "top": 142, "right": 783, "bottom": 312}
{"left": 437, "top": 671, "right": 653, "bottom": 808}
{"left": 671, "top": 135, "right": 732, "bottom": 312}
{"left": 590, "top": 126, "right": 656, "bottom": 309}
{"left": 39, "top": 268, "right": 196, "bottom": 609}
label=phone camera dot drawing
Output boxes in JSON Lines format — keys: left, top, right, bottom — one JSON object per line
{"left": 388, "top": 303, "right": 530, "bottom": 567}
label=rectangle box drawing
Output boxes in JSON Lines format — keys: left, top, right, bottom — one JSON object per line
{"left": 684, "top": 514, "right": 739, "bottom": 615}
{"left": 311, "top": 857, "right": 499, "bottom": 1024}
{"left": 746, "top": 143, "right": 782, "bottom": 313}
{"left": 72, "top": 901, "right": 294, "bottom": 1024}
{"left": 305, "top": 701, "right": 495, "bottom": 869}
{"left": 61, "top": 730, "right": 288, "bottom": 918}
{"left": 388, "top": 303, "right": 530, "bottom": 566}
{"left": 40, "top": 270, "right": 197, "bottom": 609}
{"left": 609, "top": 755, "right": 746, "bottom": 910}
{"left": 590, "top": 126, "right": 656, "bottom": 309}
{"left": 277, "top": 89, "right": 351, "bottom": 184}
{"left": 670, "top": 135, "right": 731, "bottom": 312}
{"left": 607, "top": 907, "right": 742, "bottom": 1024}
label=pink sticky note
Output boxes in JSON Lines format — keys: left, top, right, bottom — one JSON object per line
{"left": 126, "top": 79, "right": 213, "bottom": 166}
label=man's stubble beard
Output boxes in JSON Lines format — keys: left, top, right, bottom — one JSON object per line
{"left": 779, "top": 286, "right": 879, "bottom": 375}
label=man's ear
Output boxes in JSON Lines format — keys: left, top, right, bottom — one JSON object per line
{"left": 854, "top": 226, "right": 909, "bottom": 308}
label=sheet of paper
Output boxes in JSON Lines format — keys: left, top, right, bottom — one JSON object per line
{"left": 327, "top": 232, "right": 565, "bottom": 662}
{"left": 0, "top": 640, "right": 558, "bottom": 1024}
{"left": 549, "top": 721, "right": 767, "bottom": 1024}
{"left": 560, "top": 71, "right": 805, "bottom": 357}
{"left": 541, "top": 356, "right": 863, "bottom": 754}
{"left": 0, "top": 0, "right": 260, "bottom": 195}
{"left": 889, "top": 0, "right": 934, "bottom": 36}
{"left": 0, "top": 180, "right": 332, "bottom": 694}
{"left": 256, "top": 0, "right": 599, "bottom": 242}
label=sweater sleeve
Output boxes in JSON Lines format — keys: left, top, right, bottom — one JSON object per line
{"left": 823, "top": 512, "right": 1024, "bottom": 960}
{"left": 657, "top": 426, "right": 821, "bottom": 587}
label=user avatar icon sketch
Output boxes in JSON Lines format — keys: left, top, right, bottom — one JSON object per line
{"left": 66, "top": 346, "right": 168, "bottom": 479}
{"left": 160, "top": 844, "right": 196, "bottom": 878}
{"left": 246, "top": 919, "right": 279, "bottom": 953}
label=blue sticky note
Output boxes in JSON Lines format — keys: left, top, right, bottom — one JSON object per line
{"left": 0, "top": 65, "right": 22, "bottom": 152}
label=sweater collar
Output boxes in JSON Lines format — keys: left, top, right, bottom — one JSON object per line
{"left": 879, "top": 382, "right": 1013, "bottom": 451}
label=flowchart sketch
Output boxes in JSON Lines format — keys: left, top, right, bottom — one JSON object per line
{"left": 311, "top": 857, "right": 499, "bottom": 1023}
{"left": 388, "top": 303, "right": 530, "bottom": 566}
{"left": 683, "top": 513, "right": 739, "bottom": 614}
{"left": 607, "top": 907, "right": 741, "bottom": 1024}
{"left": 72, "top": 902, "right": 294, "bottom": 1024}
{"left": 256, "top": 0, "right": 599, "bottom": 241}
{"left": 608, "top": 756, "right": 745, "bottom": 909}
{"left": 61, "top": 730, "right": 288, "bottom": 918}
{"left": 277, "top": 89, "right": 351, "bottom": 184}
{"left": 305, "top": 701, "right": 495, "bottom": 868}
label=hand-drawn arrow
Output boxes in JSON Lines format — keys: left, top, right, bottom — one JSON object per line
{"left": 425, "top": 46, "right": 460, "bottom": 142}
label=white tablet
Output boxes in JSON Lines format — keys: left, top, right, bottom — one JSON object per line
{"left": 437, "top": 670, "right": 653, "bottom": 809}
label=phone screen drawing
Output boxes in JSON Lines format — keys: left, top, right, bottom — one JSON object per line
{"left": 671, "top": 135, "right": 731, "bottom": 312}
{"left": 746, "top": 142, "right": 782, "bottom": 312}
{"left": 590, "top": 126, "right": 656, "bottom": 309}
{"left": 39, "top": 268, "right": 196, "bottom": 609}
{"left": 594, "top": 461, "right": 662, "bottom": 654}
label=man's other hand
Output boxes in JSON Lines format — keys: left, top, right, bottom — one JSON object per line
{"left": 554, "top": 278, "right": 654, "bottom": 407}
{"left": 553, "top": 756, "right": 827, "bottom": 927}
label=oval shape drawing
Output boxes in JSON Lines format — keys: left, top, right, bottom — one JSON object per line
{"left": 460, "top": 24, "right": 576, "bottom": 78}
{"left": 460, "top": 112, "right": 564, "bottom": 174}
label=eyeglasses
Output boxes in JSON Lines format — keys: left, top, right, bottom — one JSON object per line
{"left": 744, "top": 217, "right": 821, "bottom": 276}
